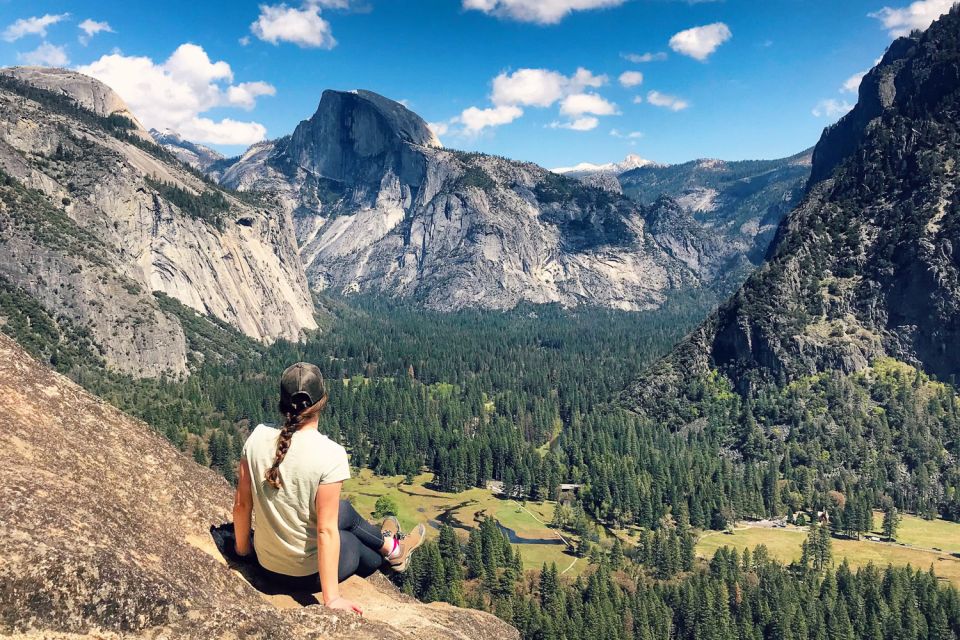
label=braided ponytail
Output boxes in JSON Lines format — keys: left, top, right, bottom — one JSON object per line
{"left": 264, "top": 394, "right": 327, "bottom": 489}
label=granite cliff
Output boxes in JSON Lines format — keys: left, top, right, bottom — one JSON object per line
{"left": 632, "top": 6, "right": 960, "bottom": 397}
{"left": 0, "top": 67, "right": 317, "bottom": 378}
{"left": 0, "top": 332, "right": 518, "bottom": 640}
{"left": 218, "top": 90, "right": 749, "bottom": 311}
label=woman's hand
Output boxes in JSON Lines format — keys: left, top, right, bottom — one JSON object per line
{"left": 326, "top": 596, "right": 363, "bottom": 615}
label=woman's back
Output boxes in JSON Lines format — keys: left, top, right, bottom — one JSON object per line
{"left": 242, "top": 424, "right": 350, "bottom": 576}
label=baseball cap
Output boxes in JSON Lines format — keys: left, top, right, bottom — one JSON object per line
{"left": 279, "top": 362, "right": 326, "bottom": 413}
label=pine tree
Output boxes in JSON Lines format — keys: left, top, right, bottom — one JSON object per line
{"left": 882, "top": 504, "right": 901, "bottom": 541}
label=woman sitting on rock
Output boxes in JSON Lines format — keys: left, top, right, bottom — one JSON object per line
{"left": 232, "top": 362, "right": 425, "bottom": 615}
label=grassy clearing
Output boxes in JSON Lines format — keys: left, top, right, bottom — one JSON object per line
{"left": 343, "top": 469, "right": 580, "bottom": 574}
{"left": 697, "top": 514, "right": 960, "bottom": 586}
{"left": 873, "top": 511, "right": 960, "bottom": 554}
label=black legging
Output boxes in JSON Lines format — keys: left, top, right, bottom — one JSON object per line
{"left": 256, "top": 500, "right": 386, "bottom": 590}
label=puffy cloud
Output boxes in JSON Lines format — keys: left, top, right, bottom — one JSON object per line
{"left": 454, "top": 66, "right": 612, "bottom": 135}
{"left": 2, "top": 13, "right": 69, "bottom": 42}
{"left": 569, "top": 67, "right": 607, "bottom": 91}
{"left": 669, "top": 22, "right": 732, "bottom": 61}
{"left": 621, "top": 51, "right": 667, "bottom": 63}
{"left": 869, "top": 0, "right": 953, "bottom": 37}
{"left": 77, "top": 44, "right": 275, "bottom": 145}
{"left": 632, "top": 95, "right": 643, "bottom": 104}
{"left": 492, "top": 68, "right": 567, "bottom": 107}
{"left": 490, "top": 66, "right": 606, "bottom": 108}
{"left": 619, "top": 71, "right": 643, "bottom": 87}
{"left": 462, "top": 0, "right": 627, "bottom": 24}
{"left": 812, "top": 98, "right": 853, "bottom": 119}
{"left": 226, "top": 81, "right": 277, "bottom": 109}
{"left": 78, "top": 18, "right": 112, "bottom": 45}
{"left": 457, "top": 105, "right": 524, "bottom": 133}
{"left": 428, "top": 121, "right": 450, "bottom": 138}
{"left": 560, "top": 93, "right": 618, "bottom": 116}
{"left": 18, "top": 42, "right": 69, "bottom": 66}
{"left": 841, "top": 71, "right": 867, "bottom": 94}
{"left": 646, "top": 90, "right": 689, "bottom": 111}
{"left": 251, "top": 2, "right": 337, "bottom": 48}
{"left": 549, "top": 116, "right": 599, "bottom": 131}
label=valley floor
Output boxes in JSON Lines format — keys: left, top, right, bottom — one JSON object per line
{"left": 344, "top": 470, "right": 583, "bottom": 575}
{"left": 696, "top": 513, "right": 960, "bottom": 586}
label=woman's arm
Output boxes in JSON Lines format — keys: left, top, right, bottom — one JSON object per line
{"left": 316, "top": 481, "right": 362, "bottom": 615}
{"left": 233, "top": 459, "right": 253, "bottom": 557}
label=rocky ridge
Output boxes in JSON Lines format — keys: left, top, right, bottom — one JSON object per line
{"left": 0, "top": 332, "right": 518, "bottom": 640}
{"left": 0, "top": 67, "right": 317, "bottom": 377}
{"left": 218, "top": 90, "right": 727, "bottom": 311}
{"left": 632, "top": 6, "right": 960, "bottom": 397}
{"left": 150, "top": 127, "right": 225, "bottom": 172}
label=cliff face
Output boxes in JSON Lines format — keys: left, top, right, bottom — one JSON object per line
{"left": 620, "top": 151, "right": 811, "bottom": 272}
{"left": 0, "top": 67, "right": 317, "bottom": 377}
{"left": 0, "top": 332, "right": 518, "bottom": 640}
{"left": 220, "top": 89, "right": 706, "bottom": 312}
{"left": 633, "top": 7, "right": 960, "bottom": 395}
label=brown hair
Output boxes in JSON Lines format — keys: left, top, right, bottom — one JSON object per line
{"left": 264, "top": 393, "right": 328, "bottom": 489}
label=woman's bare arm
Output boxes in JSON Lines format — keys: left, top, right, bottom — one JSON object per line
{"left": 233, "top": 459, "right": 253, "bottom": 556}
{"left": 316, "top": 482, "right": 362, "bottom": 614}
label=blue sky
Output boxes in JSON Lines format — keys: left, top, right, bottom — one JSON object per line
{"left": 0, "top": 0, "right": 951, "bottom": 167}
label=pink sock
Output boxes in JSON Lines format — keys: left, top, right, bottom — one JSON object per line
{"left": 386, "top": 536, "right": 401, "bottom": 559}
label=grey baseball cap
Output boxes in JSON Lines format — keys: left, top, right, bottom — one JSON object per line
{"left": 279, "top": 362, "right": 325, "bottom": 413}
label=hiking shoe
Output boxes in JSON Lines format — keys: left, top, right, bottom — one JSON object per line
{"left": 381, "top": 515, "right": 401, "bottom": 541}
{"left": 387, "top": 523, "right": 427, "bottom": 572}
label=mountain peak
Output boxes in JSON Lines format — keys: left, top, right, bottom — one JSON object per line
{"left": 552, "top": 154, "right": 658, "bottom": 177}
{"left": 150, "top": 127, "right": 225, "bottom": 171}
{"left": 286, "top": 89, "right": 439, "bottom": 185}
{"left": 1, "top": 66, "right": 149, "bottom": 137}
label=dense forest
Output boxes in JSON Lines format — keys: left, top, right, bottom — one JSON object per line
{"left": 400, "top": 521, "right": 960, "bottom": 640}
{"left": 3, "top": 275, "right": 959, "bottom": 531}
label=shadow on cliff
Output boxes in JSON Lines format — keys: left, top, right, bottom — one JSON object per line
{"left": 209, "top": 523, "right": 322, "bottom": 607}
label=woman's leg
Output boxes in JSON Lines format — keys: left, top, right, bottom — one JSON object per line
{"left": 338, "top": 499, "right": 390, "bottom": 551}
{"left": 338, "top": 530, "right": 386, "bottom": 581}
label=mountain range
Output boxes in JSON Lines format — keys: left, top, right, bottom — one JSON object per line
{"left": 212, "top": 89, "right": 809, "bottom": 311}
{"left": 0, "top": 66, "right": 812, "bottom": 380}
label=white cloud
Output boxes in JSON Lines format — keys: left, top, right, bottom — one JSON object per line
{"left": 621, "top": 51, "right": 667, "bottom": 63}
{"left": 812, "top": 98, "right": 854, "bottom": 119}
{"left": 610, "top": 128, "right": 643, "bottom": 138}
{"left": 569, "top": 67, "right": 607, "bottom": 91}
{"left": 251, "top": 2, "right": 337, "bottom": 48}
{"left": 841, "top": 71, "right": 867, "bottom": 94}
{"left": 2, "top": 13, "right": 69, "bottom": 42}
{"left": 428, "top": 121, "right": 450, "bottom": 138}
{"left": 560, "top": 93, "right": 618, "bottom": 116}
{"left": 492, "top": 68, "right": 568, "bottom": 107}
{"left": 490, "top": 66, "right": 606, "bottom": 108}
{"left": 869, "top": 0, "right": 953, "bottom": 37}
{"left": 18, "top": 42, "right": 69, "bottom": 66}
{"left": 457, "top": 105, "right": 524, "bottom": 133}
{"left": 226, "top": 81, "right": 277, "bottom": 109}
{"left": 462, "top": 0, "right": 627, "bottom": 24}
{"left": 454, "top": 66, "right": 612, "bottom": 135}
{"left": 646, "top": 90, "right": 689, "bottom": 111}
{"left": 78, "top": 19, "right": 112, "bottom": 45}
{"left": 77, "top": 44, "right": 275, "bottom": 145}
{"left": 619, "top": 71, "right": 643, "bottom": 88}
{"left": 669, "top": 22, "right": 732, "bottom": 61}
{"left": 549, "top": 116, "right": 599, "bottom": 131}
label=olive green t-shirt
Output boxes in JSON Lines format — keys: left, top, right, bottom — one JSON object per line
{"left": 241, "top": 424, "right": 351, "bottom": 576}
